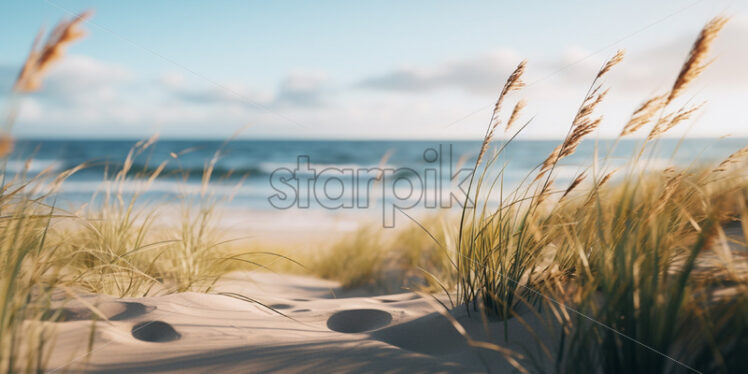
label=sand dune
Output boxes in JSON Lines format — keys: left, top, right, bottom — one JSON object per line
{"left": 42, "top": 272, "right": 555, "bottom": 373}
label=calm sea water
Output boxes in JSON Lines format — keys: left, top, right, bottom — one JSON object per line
{"left": 7, "top": 138, "right": 748, "bottom": 211}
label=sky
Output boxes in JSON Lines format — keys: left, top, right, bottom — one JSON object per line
{"left": 0, "top": 0, "right": 747, "bottom": 139}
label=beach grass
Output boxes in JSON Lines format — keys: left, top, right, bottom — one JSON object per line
{"left": 432, "top": 15, "right": 747, "bottom": 373}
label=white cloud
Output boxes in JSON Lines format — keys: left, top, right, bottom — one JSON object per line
{"left": 346, "top": 18, "right": 748, "bottom": 139}
{"left": 158, "top": 71, "right": 186, "bottom": 89}
{"left": 275, "top": 70, "right": 330, "bottom": 107}
{"left": 158, "top": 69, "right": 330, "bottom": 109}
{"left": 358, "top": 48, "right": 524, "bottom": 94}
{"left": 9, "top": 17, "right": 748, "bottom": 139}
{"left": 16, "top": 97, "right": 43, "bottom": 122}
{"left": 40, "top": 55, "right": 133, "bottom": 105}
{"left": 357, "top": 16, "right": 748, "bottom": 98}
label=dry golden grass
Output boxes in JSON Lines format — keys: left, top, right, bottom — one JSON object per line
{"left": 505, "top": 99, "right": 526, "bottom": 133}
{"left": 536, "top": 50, "right": 620, "bottom": 181}
{"left": 477, "top": 60, "right": 526, "bottom": 166}
{"left": 1, "top": 11, "right": 93, "bottom": 161}
{"left": 667, "top": 16, "right": 729, "bottom": 105}
{"left": 714, "top": 145, "right": 748, "bottom": 173}
{"left": 0, "top": 11, "right": 93, "bottom": 373}
{"left": 647, "top": 102, "right": 704, "bottom": 140}
{"left": 14, "top": 11, "right": 92, "bottom": 93}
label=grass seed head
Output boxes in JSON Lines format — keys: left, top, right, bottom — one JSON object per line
{"left": 505, "top": 99, "right": 526, "bottom": 133}
{"left": 621, "top": 95, "right": 666, "bottom": 136}
{"left": 667, "top": 17, "right": 728, "bottom": 105}
{"left": 597, "top": 49, "right": 625, "bottom": 79}
{"left": 14, "top": 11, "right": 92, "bottom": 93}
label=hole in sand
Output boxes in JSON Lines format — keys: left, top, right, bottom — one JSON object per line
{"left": 327, "top": 309, "right": 392, "bottom": 333}
{"left": 371, "top": 312, "right": 468, "bottom": 355}
{"left": 292, "top": 298, "right": 309, "bottom": 302}
{"left": 131, "top": 321, "right": 181, "bottom": 343}
{"left": 43, "top": 308, "right": 91, "bottom": 322}
{"left": 44, "top": 301, "right": 153, "bottom": 322}
{"left": 269, "top": 303, "right": 293, "bottom": 310}
{"left": 293, "top": 309, "right": 311, "bottom": 313}
{"left": 109, "top": 302, "right": 154, "bottom": 321}
{"left": 377, "top": 294, "right": 421, "bottom": 304}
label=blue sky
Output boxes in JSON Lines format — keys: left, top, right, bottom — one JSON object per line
{"left": 1, "top": 0, "right": 746, "bottom": 139}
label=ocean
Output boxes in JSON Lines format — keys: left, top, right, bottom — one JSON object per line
{"left": 7, "top": 138, "right": 748, "bottom": 214}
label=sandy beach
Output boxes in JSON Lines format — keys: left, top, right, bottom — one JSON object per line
{"left": 43, "top": 272, "right": 555, "bottom": 373}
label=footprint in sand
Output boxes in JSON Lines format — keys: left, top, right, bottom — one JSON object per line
{"left": 269, "top": 303, "right": 293, "bottom": 310}
{"left": 377, "top": 294, "right": 420, "bottom": 303}
{"left": 377, "top": 299, "right": 399, "bottom": 303}
{"left": 131, "top": 320, "right": 181, "bottom": 343}
{"left": 326, "top": 309, "right": 392, "bottom": 333}
{"left": 371, "top": 312, "right": 469, "bottom": 355}
{"left": 110, "top": 302, "right": 155, "bottom": 321}
{"left": 45, "top": 301, "right": 154, "bottom": 322}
